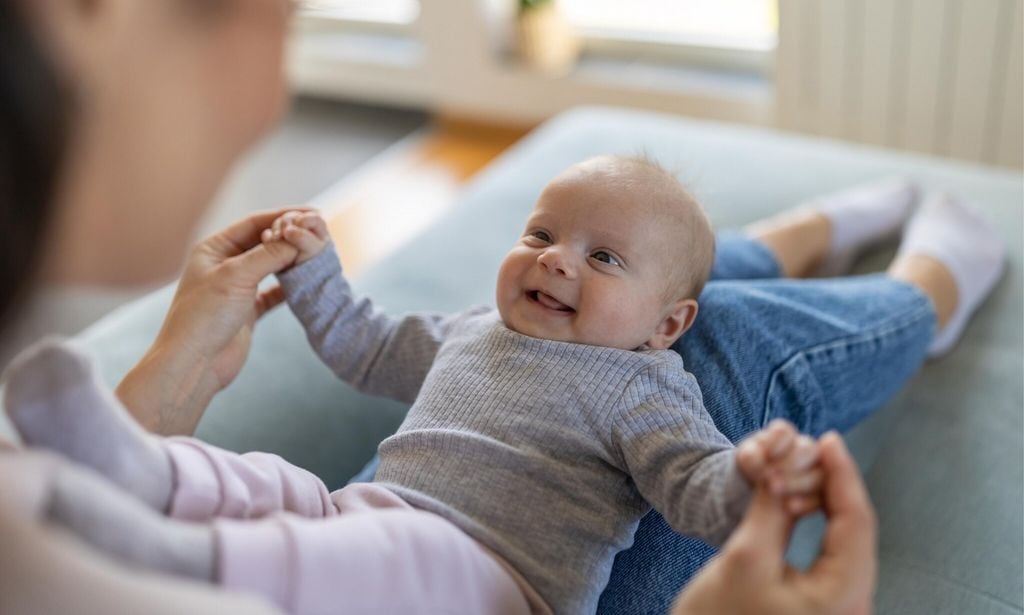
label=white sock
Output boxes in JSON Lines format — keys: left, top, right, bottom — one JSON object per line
{"left": 3, "top": 339, "right": 174, "bottom": 513}
{"left": 896, "top": 192, "right": 1007, "bottom": 357}
{"left": 44, "top": 455, "right": 215, "bottom": 581}
{"left": 809, "top": 177, "right": 918, "bottom": 275}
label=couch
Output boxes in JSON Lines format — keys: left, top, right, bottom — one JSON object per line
{"left": 21, "top": 107, "right": 1024, "bottom": 613}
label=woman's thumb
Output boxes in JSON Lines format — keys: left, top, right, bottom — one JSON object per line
{"left": 227, "top": 241, "right": 299, "bottom": 285}
{"left": 721, "top": 483, "right": 794, "bottom": 578}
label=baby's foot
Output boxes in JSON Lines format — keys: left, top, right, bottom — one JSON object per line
{"left": 897, "top": 193, "right": 1007, "bottom": 357}
{"left": 808, "top": 177, "right": 918, "bottom": 276}
{"left": 3, "top": 339, "right": 174, "bottom": 512}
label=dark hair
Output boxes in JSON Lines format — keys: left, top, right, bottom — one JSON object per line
{"left": 0, "top": 0, "right": 72, "bottom": 334}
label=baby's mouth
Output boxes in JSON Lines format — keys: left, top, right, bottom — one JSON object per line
{"left": 527, "top": 290, "right": 575, "bottom": 313}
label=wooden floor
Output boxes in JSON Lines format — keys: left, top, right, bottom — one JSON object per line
{"left": 321, "top": 116, "right": 532, "bottom": 275}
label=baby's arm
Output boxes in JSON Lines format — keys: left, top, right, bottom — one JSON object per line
{"left": 613, "top": 368, "right": 750, "bottom": 546}
{"left": 614, "top": 367, "right": 822, "bottom": 546}
{"left": 260, "top": 210, "right": 462, "bottom": 403}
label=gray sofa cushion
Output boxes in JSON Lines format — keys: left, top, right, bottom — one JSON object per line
{"left": 60, "top": 107, "right": 1024, "bottom": 612}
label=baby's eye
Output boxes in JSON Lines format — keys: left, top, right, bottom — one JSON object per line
{"left": 590, "top": 251, "right": 621, "bottom": 266}
{"left": 530, "top": 230, "right": 552, "bottom": 243}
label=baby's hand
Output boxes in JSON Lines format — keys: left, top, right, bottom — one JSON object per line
{"left": 736, "top": 419, "right": 823, "bottom": 516}
{"left": 261, "top": 210, "right": 329, "bottom": 266}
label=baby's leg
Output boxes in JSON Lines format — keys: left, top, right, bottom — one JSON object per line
{"left": 1, "top": 449, "right": 215, "bottom": 581}
{"left": 4, "top": 339, "right": 174, "bottom": 512}
{"left": 217, "top": 504, "right": 532, "bottom": 615}
{"left": 4, "top": 452, "right": 530, "bottom": 615}
{"left": 0, "top": 507, "right": 275, "bottom": 615}
{"left": 5, "top": 339, "right": 338, "bottom": 521}
{"left": 0, "top": 452, "right": 279, "bottom": 615}
{"left": 167, "top": 437, "right": 338, "bottom": 521}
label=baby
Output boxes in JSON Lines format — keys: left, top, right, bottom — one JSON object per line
{"left": 5, "top": 156, "right": 822, "bottom": 614}
{"left": 259, "top": 155, "right": 822, "bottom": 611}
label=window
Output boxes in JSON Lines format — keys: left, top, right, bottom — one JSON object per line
{"left": 560, "top": 0, "right": 777, "bottom": 72}
{"left": 291, "top": 0, "right": 424, "bottom": 73}
{"left": 301, "top": 0, "right": 420, "bottom": 29}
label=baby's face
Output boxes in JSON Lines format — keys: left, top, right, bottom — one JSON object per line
{"left": 496, "top": 163, "right": 692, "bottom": 350}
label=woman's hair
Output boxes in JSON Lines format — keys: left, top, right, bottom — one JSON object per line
{"left": 0, "top": 0, "right": 72, "bottom": 332}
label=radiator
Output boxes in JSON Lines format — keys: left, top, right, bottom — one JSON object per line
{"left": 776, "top": 0, "right": 1023, "bottom": 170}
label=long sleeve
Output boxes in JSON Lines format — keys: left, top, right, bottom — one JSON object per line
{"left": 611, "top": 360, "right": 751, "bottom": 546}
{"left": 277, "top": 244, "right": 462, "bottom": 404}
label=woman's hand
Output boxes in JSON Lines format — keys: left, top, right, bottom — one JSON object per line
{"left": 672, "top": 432, "right": 877, "bottom": 615}
{"left": 116, "top": 208, "right": 309, "bottom": 436}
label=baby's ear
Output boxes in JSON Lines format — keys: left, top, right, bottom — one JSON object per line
{"left": 645, "top": 298, "right": 699, "bottom": 350}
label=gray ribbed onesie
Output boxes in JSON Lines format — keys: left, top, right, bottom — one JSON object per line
{"left": 278, "top": 244, "right": 751, "bottom": 614}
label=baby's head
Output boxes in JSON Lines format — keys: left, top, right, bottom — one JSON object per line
{"left": 496, "top": 155, "right": 714, "bottom": 350}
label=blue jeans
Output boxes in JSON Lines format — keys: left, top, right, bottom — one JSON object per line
{"left": 595, "top": 233, "right": 935, "bottom": 614}
{"left": 352, "top": 233, "right": 936, "bottom": 613}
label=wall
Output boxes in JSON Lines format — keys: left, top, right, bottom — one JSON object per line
{"left": 290, "top": 0, "right": 1024, "bottom": 170}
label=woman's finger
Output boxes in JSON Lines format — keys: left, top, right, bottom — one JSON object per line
{"left": 206, "top": 206, "right": 314, "bottom": 257}
{"left": 223, "top": 240, "right": 299, "bottom": 287}
{"left": 805, "top": 432, "right": 878, "bottom": 605}
{"left": 786, "top": 494, "right": 822, "bottom": 516}
{"left": 720, "top": 483, "right": 795, "bottom": 580}
{"left": 255, "top": 285, "right": 286, "bottom": 319}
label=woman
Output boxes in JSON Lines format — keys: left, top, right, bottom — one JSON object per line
{"left": 0, "top": 0, "right": 1002, "bottom": 612}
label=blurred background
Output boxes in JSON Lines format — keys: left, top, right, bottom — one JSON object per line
{"left": 5, "top": 0, "right": 1021, "bottom": 366}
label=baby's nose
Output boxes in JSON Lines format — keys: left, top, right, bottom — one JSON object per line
{"left": 538, "top": 248, "right": 576, "bottom": 278}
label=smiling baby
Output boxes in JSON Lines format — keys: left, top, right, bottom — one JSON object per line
{"left": 259, "top": 155, "right": 817, "bottom": 612}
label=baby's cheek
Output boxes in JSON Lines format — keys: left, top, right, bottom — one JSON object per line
{"left": 579, "top": 297, "right": 645, "bottom": 348}
{"left": 495, "top": 269, "right": 517, "bottom": 309}
{"left": 495, "top": 258, "right": 527, "bottom": 320}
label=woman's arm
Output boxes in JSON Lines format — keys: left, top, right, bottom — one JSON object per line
{"left": 116, "top": 208, "right": 307, "bottom": 436}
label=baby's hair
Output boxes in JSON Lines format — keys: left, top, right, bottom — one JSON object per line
{"left": 603, "top": 154, "right": 716, "bottom": 300}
